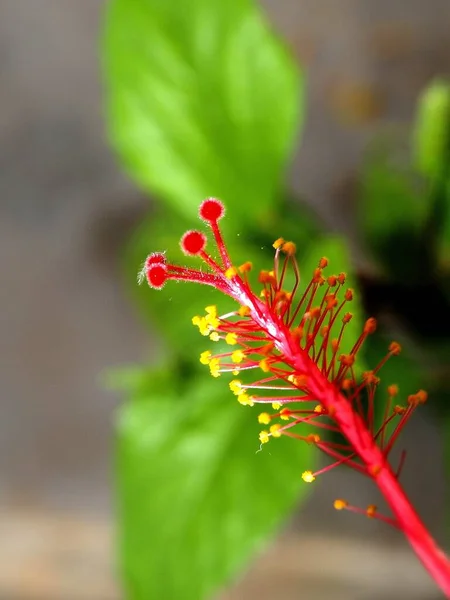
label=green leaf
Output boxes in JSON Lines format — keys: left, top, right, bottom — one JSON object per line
{"left": 413, "top": 79, "right": 450, "bottom": 180}
{"left": 117, "top": 370, "right": 314, "bottom": 600}
{"left": 103, "top": 0, "right": 303, "bottom": 221}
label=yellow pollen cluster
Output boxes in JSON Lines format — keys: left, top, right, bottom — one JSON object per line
{"left": 259, "top": 358, "right": 271, "bottom": 372}
{"left": 225, "top": 266, "right": 237, "bottom": 279}
{"left": 280, "top": 408, "right": 291, "bottom": 420}
{"left": 192, "top": 305, "right": 220, "bottom": 336}
{"left": 258, "top": 412, "right": 271, "bottom": 425}
{"left": 231, "top": 350, "right": 245, "bottom": 364}
{"left": 229, "top": 379, "right": 243, "bottom": 395}
{"left": 270, "top": 424, "right": 282, "bottom": 437}
{"left": 272, "top": 402, "right": 281, "bottom": 410}
{"left": 199, "top": 350, "right": 211, "bottom": 365}
{"left": 259, "top": 430, "right": 270, "bottom": 444}
{"left": 225, "top": 332, "right": 238, "bottom": 345}
{"left": 238, "top": 305, "right": 251, "bottom": 317}
{"left": 334, "top": 499, "right": 348, "bottom": 510}
{"left": 209, "top": 357, "right": 221, "bottom": 378}
{"left": 302, "top": 471, "right": 316, "bottom": 483}
{"left": 237, "top": 393, "right": 254, "bottom": 407}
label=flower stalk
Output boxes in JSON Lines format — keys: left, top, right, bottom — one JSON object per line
{"left": 142, "top": 198, "right": 450, "bottom": 596}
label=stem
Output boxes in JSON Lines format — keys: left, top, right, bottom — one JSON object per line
{"left": 277, "top": 323, "right": 450, "bottom": 595}
{"left": 376, "top": 466, "right": 450, "bottom": 596}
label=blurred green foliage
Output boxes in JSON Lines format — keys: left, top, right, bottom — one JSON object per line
{"left": 103, "top": 0, "right": 450, "bottom": 595}
{"left": 113, "top": 370, "right": 315, "bottom": 600}
{"left": 357, "top": 78, "right": 450, "bottom": 481}
{"left": 103, "top": 0, "right": 302, "bottom": 225}
{"left": 102, "top": 0, "right": 339, "bottom": 598}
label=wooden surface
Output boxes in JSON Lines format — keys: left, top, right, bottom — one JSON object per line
{"left": 0, "top": 509, "right": 441, "bottom": 600}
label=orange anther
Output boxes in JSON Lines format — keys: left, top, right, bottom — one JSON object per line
{"left": 344, "top": 289, "right": 354, "bottom": 301}
{"left": 364, "top": 318, "right": 377, "bottom": 334}
{"left": 387, "top": 384, "right": 399, "bottom": 397}
{"left": 389, "top": 341, "right": 402, "bottom": 355}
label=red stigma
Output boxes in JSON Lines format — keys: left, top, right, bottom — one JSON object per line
{"left": 199, "top": 198, "right": 225, "bottom": 223}
{"left": 181, "top": 230, "right": 207, "bottom": 256}
{"left": 145, "top": 252, "right": 166, "bottom": 267}
{"left": 146, "top": 264, "right": 167, "bottom": 289}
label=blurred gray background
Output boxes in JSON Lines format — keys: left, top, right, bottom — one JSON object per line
{"left": 0, "top": 1, "right": 449, "bottom": 598}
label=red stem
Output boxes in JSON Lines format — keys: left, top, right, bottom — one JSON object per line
{"left": 376, "top": 466, "right": 450, "bottom": 596}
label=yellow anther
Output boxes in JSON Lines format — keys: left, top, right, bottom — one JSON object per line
{"left": 225, "top": 332, "right": 238, "bottom": 345}
{"left": 225, "top": 266, "right": 237, "bottom": 279}
{"left": 272, "top": 402, "right": 281, "bottom": 410}
{"left": 192, "top": 315, "right": 211, "bottom": 336}
{"left": 205, "top": 305, "right": 217, "bottom": 317}
{"left": 306, "top": 434, "right": 320, "bottom": 444}
{"left": 366, "top": 504, "right": 377, "bottom": 518}
{"left": 314, "top": 404, "right": 324, "bottom": 414}
{"left": 209, "top": 331, "right": 220, "bottom": 342}
{"left": 237, "top": 393, "right": 254, "bottom": 407}
{"left": 229, "top": 380, "right": 242, "bottom": 395}
{"left": 209, "top": 358, "right": 221, "bottom": 378}
{"left": 238, "top": 305, "right": 251, "bottom": 317}
{"left": 259, "top": 430, "right": 270, "bottom": 444}
{"left": 259, "top": 358, "right": 270, "bottom": 373}
{"left": 334, "top": 499, "right": 348, "bottom": 510}
{"left": 199, "top": 350, "right": 211, "bottom": 365}
{"left": 301, "top": 471, "right": 316, "bottom": 483}
{"left": 232, "top": 370, "right": 239, "bottom": 376}
{"left": 273, "top": 237, "right": 285, "bottom": 249}
{"left": 231, "top": 350, "right": 245, "bottom": 364}
{"left": 270, "top": 424, "right": 282, "bottom": 438}
{"left": 238, "top": 261, "right": 252, "bottom": 273}
{"left": 258, "top": 412, "right": 271, "bottom": 425}
{"left": 280, "top": 408, "right": 291, "bottom": 420}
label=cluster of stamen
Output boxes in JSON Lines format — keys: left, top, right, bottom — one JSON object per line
{"left": 142, "top": 197, "right": 428, "bottom": 525}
